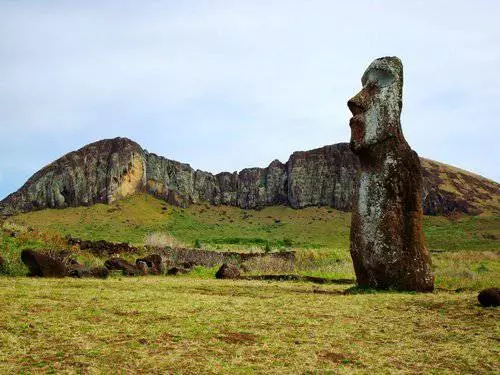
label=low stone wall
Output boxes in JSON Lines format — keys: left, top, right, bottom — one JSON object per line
{"left": 154, "top": 247, "right": 295, "bottom": 268}
{"left": 66, "top": 236, "right": 295, "bottom": 267}
{"left": 67, "top": 236, "right": 141, "bottom": 256}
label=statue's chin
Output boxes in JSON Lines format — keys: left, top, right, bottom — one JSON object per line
{"left": 349, "top": 139, "right": 365, "bottom": 154}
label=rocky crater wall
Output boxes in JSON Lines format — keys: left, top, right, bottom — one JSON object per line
{"left": 1, "top": 137, "right": 498, "bottom": 215}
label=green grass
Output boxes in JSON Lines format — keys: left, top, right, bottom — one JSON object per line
{"left": 2, "top": 193, "right": 499, "bottom": 287}
{"left": 10, "top": 193, "right": 499, "bottom": 252}
{"left": 1, "top": 194, "right": 499, "bottom": 373}
{"left": 0, "top": 277, "right": 498, "bottom": 374}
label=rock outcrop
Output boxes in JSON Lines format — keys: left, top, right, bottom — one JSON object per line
{"left": 1, "top": 138, "right": 145, "bottom": 215}
{"left": 477, "top": 287, "right": 500, "bottom": 307}
{"left": 347, "top": 56, "right": 434, "bottom": 291}
{"left": 21, "top": 249, "right": 67, "bottom": 278}
{"left": 1, "top": 137, "right": 498, "bottom": 216}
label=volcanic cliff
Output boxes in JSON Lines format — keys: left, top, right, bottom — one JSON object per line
{"left": 1, "top": 137, "right": 498, "bottom": 216}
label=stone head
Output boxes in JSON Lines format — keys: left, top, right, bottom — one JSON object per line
{"left": 347, "top": 56, "right": 403, "bottom": 153}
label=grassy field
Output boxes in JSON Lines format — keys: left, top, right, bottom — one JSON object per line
{"left": 0, "top": 277, "right": 498, "bottom": 374}
{"left": 1, "top": 193, "right": 499, "bottom": 373}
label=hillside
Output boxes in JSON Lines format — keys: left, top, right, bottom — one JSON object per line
{"left": 10, "top": 193, "right": 500, "bottom": 252}
{"left": 2, "top": 138, "right": 498, "bottom": 216}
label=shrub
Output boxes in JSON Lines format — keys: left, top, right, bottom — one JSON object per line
{"left": 241, "top": 256, "right": 295, "bottom": 275}
{"left": 194, "top": 239, "right": 202, "bottom": 249}
{"left": 263, "top": 241, "right": 271, "bottom": 253}
{"left": 283, "top": 238, "right": 293, "bottom": 247}
{"left": 144, "top": 232, "right": 183, "bottom": 248}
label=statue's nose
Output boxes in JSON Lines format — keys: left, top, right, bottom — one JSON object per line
{"left": 347, "top": 92, "right": 366, "bottom": 115}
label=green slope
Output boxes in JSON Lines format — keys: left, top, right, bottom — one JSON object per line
{"left": 8, "top": 193, "right": 500, "bottom": 252}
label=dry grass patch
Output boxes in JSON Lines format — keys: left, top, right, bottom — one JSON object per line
{"left": 0, "top": 277, "right": 498, "bottom": 374}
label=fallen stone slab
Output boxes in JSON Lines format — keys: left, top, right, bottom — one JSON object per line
{"left": 239, "top": 274, "right": 355, "bottom": 284}
{"left": 21, "top": 249, "right": 67, "bottom": 278}
{"left": 104, "top": 257, "right": 140, "bottom": 276}
{"left": 478, "top": 287, "right": 500, "bottom": 307}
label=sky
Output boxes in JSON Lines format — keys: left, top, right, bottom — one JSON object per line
{"left": 1, "top": 1, "right": 499, "bottom": 199}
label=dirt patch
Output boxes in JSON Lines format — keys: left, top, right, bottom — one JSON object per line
{"left": 317, "top": 350, "right": 355, "bottom": 364}
{"left": 219, "top": 331, "right": 257, "bottom": 345}
{"left": 291, "top": 288, "right": 346, "bottom": 296}
{"left": 240, "top": 274, "right": 355, "bottom": 284}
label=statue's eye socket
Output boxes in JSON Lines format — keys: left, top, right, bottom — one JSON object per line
{"left": 365, "top": 69, "right": 395, "bottom": 88}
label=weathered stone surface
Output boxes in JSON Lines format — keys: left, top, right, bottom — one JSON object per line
{"left": 1, "top": 138, "right": 145, "bottom": 214}
{"left": 67, "top": 236, "right": 140, "bottom": 256}
{"left": 155, "top": 247, "right": 295, "bottom": 268}
{"left": 104, "top": 257, "right": 139, "bottom": 276}
{"left": 478, "top": 287, "right": 500, "bottom": 307}
{"left": 347, "top": 56, "right": 434, "bottom": 291}
{"left": 136, "top": 254, "right": 164, "bottom": 274}
{"left": 1, "top": 137, "right": 498, "bottom": 215}
{"left": 136, "top": 261, "right": 149, "bottom": 275}
{"left": 20, "top": 249, "right": 67, "bottom": 278}
{"left": 68, "top": 266, "right": 109, "bottom": 279}
{"left": 287, "top": 144, "right": 358, "bottom": 209}
{"left": 166, "top": 266, "right": 190, "bottom": 275}
{"left": 215, "top": 263, "right": 240, "bottom": 279}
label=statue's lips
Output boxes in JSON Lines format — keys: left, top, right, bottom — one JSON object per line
{"left": 349, "top": 115, "right": 364, "bottom": 128}
{"left": 349, "top": 115, "right": 364, "bottom": 141}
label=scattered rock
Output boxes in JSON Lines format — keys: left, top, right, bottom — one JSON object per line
{"left": 180, "top": 261, "right": 195, "bottom": 270}
{"left": 136, "top": 261, "right": 148, "bottom": 275}
{"left": 478, "top": 287, "right": 500, "bottom": 307}
{"left": 20, "top": 249, "right": 67, "bottom": 278}
{"left": 67, "top": 236, "right": 139, "bottom": 256}
{"left": 347, "top": 56, "right": 434, "bottom": 292}
{"left": 136, "top": 254, "right": 164, "bottom": 273}
{"left": 90, "top": 267, "right": 110, "bottom": 279}
{"left": 167, "top": 267, "right": 190, "bottom": 275}
{"left": 215, "top": 263, "right": 240, "bottom": 279}
{"left": 104, "top": 258, "right": 139, "bottom": 276}
{"left": 68, "top": 266, "right": 109, "bottom": 279}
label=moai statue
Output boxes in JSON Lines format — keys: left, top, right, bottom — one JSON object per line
{"left": 347, "top": 56, "right": 434, "bottom": 291}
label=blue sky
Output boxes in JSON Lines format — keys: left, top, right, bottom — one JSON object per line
{"left": 1, "top": 1, "right": 499, "bottom": 199}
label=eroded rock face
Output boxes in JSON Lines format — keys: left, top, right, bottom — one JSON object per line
{"left": 1, "top": 137, "right": 498, "bottom": 215}
{"left": 1, "top": 138, "right": 146, "bottom": 214}
{"left": 287, "top": 144, "right": 359, "bottom": 209}
{"left": 347, "top": 57, "right": 434, "bottom": 292}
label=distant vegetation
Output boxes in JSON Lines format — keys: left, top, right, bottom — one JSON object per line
{"left": 8, "top": 193, "right": 499, "bottom": 251}
{"left": 2, "top": 193, "right": 498, "bottom": 290}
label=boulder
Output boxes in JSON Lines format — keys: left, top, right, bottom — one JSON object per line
{"left": 20, "top": 249, "right": 67, "bottom": 278}
{"left": 478, "top": 287, "right": 500, "bottom": 307}
{"left": 136, "top": 261, "right": 149, "bottom": 275}
{"left": 136, "top": 254, "right": 164, "bottom": 273}
{"left": 166, "top": 267, "right": 190, "bottom": 275}
{"left": 215, "top": 263, "right": 240, "bottom": 279}
{"left": 104, "top": 257, "right": 139, "bottom": 276}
